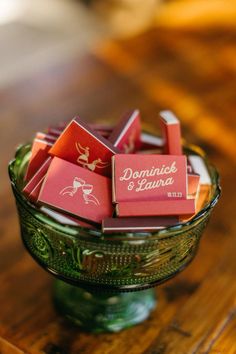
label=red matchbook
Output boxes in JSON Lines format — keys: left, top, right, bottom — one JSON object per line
{"left": 38, "top": 157, "right": 113, "bottom": 224}
{"left": 25, "top": 138, "right": 53, "bottom": 182}
{"left": 90, "top": 123, "right": 113, "bottom": 132}
{"left": 102, "top": 216, "right": 179, "bottom": 233}
{"left": 47, "top": 128, "right": 62, "bottom": 137}
{"left": 187, "top": 174, "right": 200, "bottom": 198}
{"left": 47, "top": 123, "right": 67, "bottom": 134}
{"left": 116, "top": 199, "right": 196, "bottom": 217}
{"left": 90, "top": 123, "right": 113, "bottom": 138}
{"left": 159, "top": 110, "right": 182, "bottom": 155}
{"left": 40, "top": 206, "right": 95, "bottom": 228}
{"left": 23, "top": 157, "right": 52, "bottom": 202}
{"left": 136, "top": 148, "right": 162, "bottom": 155}
{"left": 36, "top": 132, "right": 57, "bottom": 143}
{"left": 28, "top": 177, "right": 45, "bottom": 203}
{"left": 108, "top": 110, "right": 141, "bottom": 153}
{"left": 49, "top": 117, "right": 120, "bottom": 177}
{"left": 112, "top": 154, "right": 187, "bottom": 203}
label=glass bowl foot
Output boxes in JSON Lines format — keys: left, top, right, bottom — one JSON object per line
{"left": 53, "top": 280, "right": 156, "bottom": 333}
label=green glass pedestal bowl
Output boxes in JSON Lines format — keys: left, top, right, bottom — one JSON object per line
{"left": 9, "top": 143, "right": 220, "bottom": 333}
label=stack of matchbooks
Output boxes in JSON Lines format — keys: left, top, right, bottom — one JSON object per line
{"left": 22, "top": 110, "right": 212, "bottom": 233}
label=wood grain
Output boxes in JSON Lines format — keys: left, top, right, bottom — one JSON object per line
{"left": 1, "top": 22, "right": 236, "bottom": 354}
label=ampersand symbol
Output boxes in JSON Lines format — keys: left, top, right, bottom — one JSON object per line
{"left": 128, "top": 182, "right": 134, "bottom": 190}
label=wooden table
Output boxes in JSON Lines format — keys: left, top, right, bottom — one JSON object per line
{"left": 1, "top": 27, "right": 236, "bottom": 354}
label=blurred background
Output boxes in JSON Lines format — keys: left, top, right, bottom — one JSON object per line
{"left": 1, "top": 0, "right": 236, "bottom": 86}
{"left": 1, "top": 1, "right": 236, "bottom": 353}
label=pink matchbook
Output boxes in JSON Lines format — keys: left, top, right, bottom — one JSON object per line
{"left": 49, "top": 117, "right": 120, "bottom": 177}
{"left": 38, "top": 157, "right": 113, "bottom": 224}
{"left": 159, "top": 110, "right": 182, "bottom": 155}
{"left": 116, "top": 198, "right": 196, "bottom": 217}
{"left": 25, "top": 138, "right": 53, "bottom": 182}
{"left": 112, "top": 154, "right": 187, "bottom": 203}
{"left": 23, "top": 157, "right": 52, "bottom": 202}
{"left": 108, "top": 110, "right": 141, "bottom": 153}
